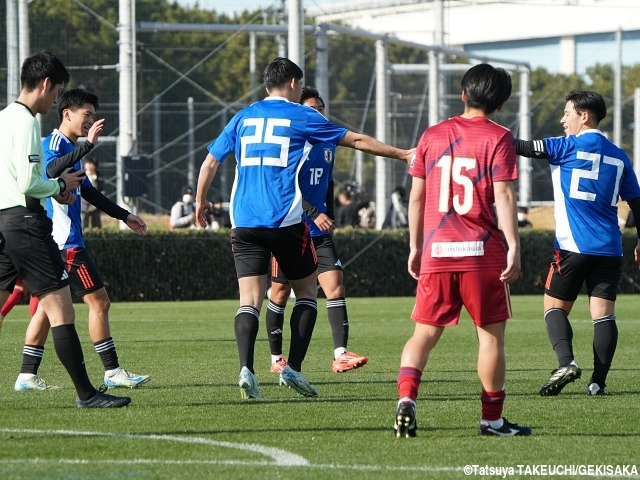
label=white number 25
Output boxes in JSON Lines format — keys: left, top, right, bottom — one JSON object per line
{"left": 240, "top": 118, "right": 291, "bottom": 167}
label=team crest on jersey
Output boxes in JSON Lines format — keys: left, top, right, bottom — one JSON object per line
{"left": 323, "top": 149, "right": 333, "bottom": 164}
{"left": 28, "top": 154, "right": 40, "bottom": 163}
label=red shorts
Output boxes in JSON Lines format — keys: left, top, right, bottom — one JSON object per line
{"left": 411, "top": 270, "right": 511, "bottom": 327}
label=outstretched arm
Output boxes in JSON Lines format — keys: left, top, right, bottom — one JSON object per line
{"left": 339, "top": 131, "right": 415, "bottom": 163}
{"left": 514, "top": 139, "right": 549, "bottom": 159}
{"left": 81, "top": 184, "right": 130, "bottom": 222}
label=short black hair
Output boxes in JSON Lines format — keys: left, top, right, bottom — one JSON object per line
{"left": 566, "top": 90, "right": 607, "bottom": 124}
{"left": 21, "top": 51, "right": 70, "bottom": 92}
{"left": 300, "top": 86, "right": 324, "bottom": 108}
{"left": 57, "top": 88, "right": 99, "bottom": 121}
{"left": 263, "top": 57, "right": 303, "bottom": 90}
{"left": 461, "top": 63, "right": 512, "bottom": 115}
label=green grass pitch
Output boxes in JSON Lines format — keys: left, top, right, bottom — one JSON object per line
{"left": 0, "top": 296, "right": 639, "bottom": 479}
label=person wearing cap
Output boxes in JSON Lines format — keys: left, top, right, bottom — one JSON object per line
{"left": 170, "top": 185, "right": 196, "bottom": 230}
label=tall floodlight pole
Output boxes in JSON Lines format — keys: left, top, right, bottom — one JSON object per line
{"left": 614, "top": 28, "right": 622, "bottom": 147}
{"left": 288, "top": 0, "right": 304, "bottom": 72}
{"left": 6, "top": 0, "right": 19, "bottom": 104}
{"left": 634, "top": 88, "right": 640, "bottom": 179}
{"left": 118, "top": 0, "right": 135, "bottom": 211}
{"left": 518, "top": 67, "right": 532, "bottom": 207}
{"left": 375, "top": 39, "right": 390, "bottom": 230}
{"left": 18, "top": 0, "right": 29, "bottom": 64}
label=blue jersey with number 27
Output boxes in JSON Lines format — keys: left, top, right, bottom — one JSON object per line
{"left": 208, "top": 97, "right": 347, "bottom": 229}
{"left": 544, "top": 129, "right": 640, "bottom": 256}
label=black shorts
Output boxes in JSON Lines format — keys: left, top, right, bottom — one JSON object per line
{"left": 0, "top": 212, "right": 69, "bottom": 297}
{"left": 544, "top": 248, "right": 622, "bottom": 302}
{"left": 271, "top": 234, "right": 342, "bottom": 284}
{"left": 231, "top": 223, "right": 317, "bottom": 280}
{"left": 63, "top": 247, "right": 104, "bottom": 298}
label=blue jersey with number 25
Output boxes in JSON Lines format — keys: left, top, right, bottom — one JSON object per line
{"left": 208, "top": 97, "right": 347, "bottom": 229}
{"left": 544, "top": 129, "right": 640, "bottom": 256}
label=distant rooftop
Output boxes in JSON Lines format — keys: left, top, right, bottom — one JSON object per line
{"left": 307, "top": 0, "right": 640, "bottom": 47}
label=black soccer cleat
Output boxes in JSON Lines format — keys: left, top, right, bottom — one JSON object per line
{"left": 393, "top": 400, "right": 417, "bottom": 438}
{"left": 479, "top": 418, "right": 532, "bottom": 436}
{"left": 76, "top": 391, "right": 132, "bottom": 408}
{"left": 539, "top": 364, "right": 581, "bottom": 396}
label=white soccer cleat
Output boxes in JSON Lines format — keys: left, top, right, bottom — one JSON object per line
{"left": 104, "top": 367, "right": 151, "bottom": 389}
{"left": 279, "top": 365, "right": 318, "bottom": 397}
{"left": 239, "top": 366, "right": 263, "bottom": 399}
{"left": 14, "top": 373, "right": 61, "bottom": 391}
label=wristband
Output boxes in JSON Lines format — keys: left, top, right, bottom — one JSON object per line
{"left": 57, "top": 178, "right": 66, "bottom": 193}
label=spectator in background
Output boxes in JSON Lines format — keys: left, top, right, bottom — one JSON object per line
{"left": 82, "top": 158, "right": 103, "bottom": 229}
{"left": 334, "top": 189, "right": 359, "bottom": 227}
{"left": 390, "top": 186, "right": 409, "bottom": 228}
{"left": 209, "top": 197, "right": 231, "bottom": 230}
{"left": 170, "top": 185, "right": 196, "bottom": 230}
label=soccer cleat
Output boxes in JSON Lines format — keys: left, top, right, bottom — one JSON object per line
{"left": 332, "top": 351, "right": 368, "bottom": 373}
{"left": 239, "top": 366, "right": 262, "bottom": 399}
{"left": 587, "top": 382, "right": 609, "bottom": 396}
{"left": 270, "top": 357, "right": 288, "bottom": 374}
{"left": 104, "top": 367, "right": 151, "bottom": 389}
{"left": 393, "top": 400, "right": 417, "bottom": 438}
{"left": 279, "top": 365, "right": 318, "bottom": 397}
{"left": 14, "top": 374, "right": 61, "bottom": 391}
{"left": 479, "top": 418, "right": 532, "bottom": 436}
{"left": 539, "top": 363, "right": 581, "bottom": 396}
{"left": 76, "top": 391, "right": 131, "bottom": 408}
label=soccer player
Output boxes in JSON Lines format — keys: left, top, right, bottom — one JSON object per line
{"left": 14, "top": 88, "right": 150, "bottom": 392}
{"left": 0, "top": 51, "right": 130, "bottom": 408}
{"left": 515, "top": 90, "right": 640, "bottom": 397}
{"left": 266, "top": 86, "right": 368, "bottom": 374}
{"left": 394, "top": 63, "right": 531, "bottom": 437}
{"left": 196, "top": 57, "right": 414, "bottom": 400}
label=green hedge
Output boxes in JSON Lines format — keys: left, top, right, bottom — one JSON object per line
{"left": 83, "top": 228, "right": 640, "bottom": 301}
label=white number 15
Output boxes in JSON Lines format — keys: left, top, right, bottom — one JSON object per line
{"left": 436, "top": 155, "right": 476, "bottom": 215}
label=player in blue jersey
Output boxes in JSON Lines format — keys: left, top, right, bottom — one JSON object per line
{"left": 266, "top": 86, "right": 368, "bottom": 374}
{"left": 14, "top": 89, "right": 150, "bottom": 392}
{"left": 516, "top": 90, "right": 640, "bottom": 396}
{"left": 196, "top": 58, "right": 414, "bottom": 400}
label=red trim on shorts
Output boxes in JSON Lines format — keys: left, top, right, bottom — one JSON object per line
{"left": 65, "top": 248, "right": 77, "bottom": 273}
{"left": 77, "top": 264, "right": 95, "bottom": 290}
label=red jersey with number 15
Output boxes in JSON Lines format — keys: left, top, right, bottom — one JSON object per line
{"left": 409, "top": 115, "right": 517, "bottom": 273}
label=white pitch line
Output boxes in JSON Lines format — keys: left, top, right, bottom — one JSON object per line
{"left": 0, "top": 429, "right": 308, "bottom": 466}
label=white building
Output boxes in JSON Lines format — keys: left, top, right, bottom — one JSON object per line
{"left": 308, "top": 0, "right": 640, "bottom": 75}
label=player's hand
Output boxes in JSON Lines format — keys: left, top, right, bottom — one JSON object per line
{"left": 499, "top": 248, "right": 521, "bottom": 284}
{"left": 634, "top": 241, "right": 640, "bottom": 263}
{"left": 126, "top": 214, "right": 148, "bottom": 235}
{"left": 407, "top": 247, "right": 421, "bottom": 280}
{"left": 195, "top": 200, "right": 211, "bottom": 228}
{"left": 87, "top": 118, "right": 105, "bottom": 145}
{"left": 59, "top": 168, "right": 86, "bottom": 191}
{"left": 314, "top": 213, "right": 335, "bottom": 232}
{"left": 403, "top": 148, "right": 417, "bottom": 164}
{"left": 53, "top": 191, "right": 76, "bottom": 205}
